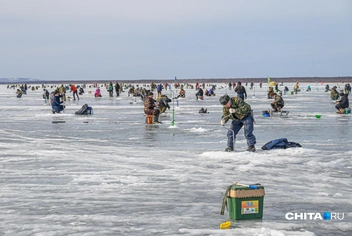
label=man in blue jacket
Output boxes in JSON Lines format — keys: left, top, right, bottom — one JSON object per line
{"left": 52, "top": 90, "right": 65, "bottom": 114}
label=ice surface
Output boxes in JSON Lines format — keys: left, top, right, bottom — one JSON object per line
{"left": 0, "top": 82, "right": 351, "bottom": 235}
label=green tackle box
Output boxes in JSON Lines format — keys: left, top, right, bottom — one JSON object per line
{"left": 227, "top": 184, "right": 265, "bottom": 220}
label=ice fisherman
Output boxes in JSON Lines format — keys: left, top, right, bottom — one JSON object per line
{"left": 52, "top": 90, "right": 65, "bottom": 113}
{"left": 271, "top": 93, "right": 285, "bottom": 112}
{"left": 267, "top": 87, "right": 275, "bottom": 98}
{"left": 345, "top": 84, "right": 351, "bottom": 94}
{"left": 177, "top": 88, "right": 186, "bottom": 98}
{"left": 144, "top": 92, "right": 161, "bottom": 123}
{"left": 107, "top": 82, "right": 113, "bottom": 97}
{"left": 157, "top": 84, "right": 163, "bottom": 96}
{"left": 43, "top": 89, "right": 50, "bottom": 104}
{"left": 330, "top": 86, "right": 339, "bottom": 100}
{"left": 325, "top": 84, "right": 330, "bottom": 92}
{"left": 293, "top": 82, "right": 299, "bottom": 94}
{"left": 156, "top": 94, "right": 171, "bottom": 114}
{"left": 59, "top": 84, "right": 66, "bottom": 101}
{"left": 335, "top": 92, "right": 349, "bottom": 114}
{"left": 219, "top": 94, "right": 256, "bottom": 152}
{"left": 234, "top": 81, "right": 247, "bottom": 100}
{"left": 115, "top": 82, "right": 120, "bottom": 97}
{"left": 16, "top": 89, "right": 22, "bottom": 98}
{"left": 70, "top": 84, "right": 79, "bottom": 100}
{"left": 205, "top": 88, "right": 215, "bottom": 96}
{"left": 94, "top": 87, "right": 102, "bottom": 97}
{"left": 195, "top": 88, "right": 204, "bottom": 100}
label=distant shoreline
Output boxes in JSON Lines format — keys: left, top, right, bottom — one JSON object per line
{"left": 1, "top": 76, "right": 351, "bottom": 84}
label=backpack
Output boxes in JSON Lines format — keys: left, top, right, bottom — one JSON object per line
{"left": 75, "top": 104, "right": 92, "bottom": 115}
{"left": 261, "top": 138, "right": 302, "bottom": 150}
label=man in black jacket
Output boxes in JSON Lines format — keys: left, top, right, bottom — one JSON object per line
{"left": 335, "top": 93, "right": 349, "bottom": 114}
{"left": 234, "top": 81, "right": 247, "bottom": 100}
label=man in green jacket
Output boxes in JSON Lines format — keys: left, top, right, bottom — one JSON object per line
{"left": 219, "top": 95, "right": 256, "bottom": 152}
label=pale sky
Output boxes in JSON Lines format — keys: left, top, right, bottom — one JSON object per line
{"left": 0, "top": 0, "right": 351, "bottom": 81}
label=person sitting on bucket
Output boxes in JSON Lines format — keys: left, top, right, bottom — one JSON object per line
{"left": 335, "top": 92, "right": 349, "bottom": 114}
{"left": 271, "top": 93, "right": 284, "bottom": 112}
{"left": 144, "top": 92, "right": 161, "bottom": 123}
{"left": 219, "top": 94, "right": 256, "bottom": 152}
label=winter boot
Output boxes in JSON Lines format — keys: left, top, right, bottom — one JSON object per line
{"left": 225, "top": 146, "right": 234, "bottom": 152}
{"left": 152, "top": 115, "right": 162, "bottom": 124}
{"left": 337, "top": 108, "right": 344, "bottom": 114}
{"left": 246, "top": 146, "right": 256, "bottom": 152}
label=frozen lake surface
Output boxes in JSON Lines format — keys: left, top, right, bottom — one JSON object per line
{"left": 0, "top": 82, "right": 351, "bottom": 235}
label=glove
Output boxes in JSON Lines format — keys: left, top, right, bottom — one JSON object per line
{"left": 229, "top": 108, "right": 235, "bottom": 113}
{"left": 220, "top": 119, "right": 225, "bottom": 126}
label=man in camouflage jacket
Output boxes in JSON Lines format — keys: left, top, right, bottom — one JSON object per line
{"left": 219, "top": 95, "right": 256, "bottom": 152}
{"left": 144, "top": 92, "right": 160, "bottom": 122}
{"left": 271, "top": 93, "right": 284, "bottom": 112}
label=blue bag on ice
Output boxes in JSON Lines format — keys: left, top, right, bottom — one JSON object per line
{"left": 261, "top": 138, "right": 302, "bottom": 150}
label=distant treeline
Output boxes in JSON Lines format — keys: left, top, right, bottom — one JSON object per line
{"left": 1, "top": 76, "right": 352, "bottom": 85}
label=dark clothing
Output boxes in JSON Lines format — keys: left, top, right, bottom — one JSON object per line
{"left": 16, "top": 90, "right": 22, "bottom": 98}
{"left": 52, "top": 94, "right": 64, "bottom": 113}
{"left": 196, "top": 88, "right": 204, "bottom": 99}
{"left": 45, "top": 90, "right": 49, "bottom": 99}
{"left": 262, "top": 138, "right": 302, "bottom": 150}
{"left": 115, "top": 83, "right": 120, "bottom": 96}
{"left": 235, "top": 85, "right": 247, "bottom": 100}
{"left": 335, "top": 94, "right": 349, "bottom": 110}
{"left": 157, "top": 95, "right": 171, "bottom": 113}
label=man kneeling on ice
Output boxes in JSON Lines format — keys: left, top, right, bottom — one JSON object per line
{"left": 52, "top": 90, "right": 65, "bottom": 114}
{"left": 219, "top": 94, "right": 256, "bottom": 152}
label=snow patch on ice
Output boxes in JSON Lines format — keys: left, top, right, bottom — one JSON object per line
{"left": 185, "top": 127, "right": 208, "bottom": 133}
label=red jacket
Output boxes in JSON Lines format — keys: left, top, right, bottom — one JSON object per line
{"left": 71, "top": 85, "right": 77, "bottom": 92}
